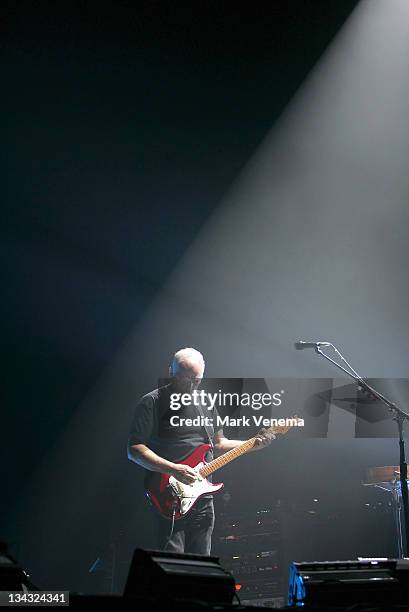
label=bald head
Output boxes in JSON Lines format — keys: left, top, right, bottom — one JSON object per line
{"left": 170, "top": 347, "right": 205, "bottom": 378}
{"left": 169, "top": 348, "right": 205, "bottom": 393}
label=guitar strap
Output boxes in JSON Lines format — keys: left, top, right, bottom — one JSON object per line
{"left": 195, "top": 401, "right": 214, "bottom": 449}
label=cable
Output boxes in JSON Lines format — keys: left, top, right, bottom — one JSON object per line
{"left": 163, "top": 506, "right": 177, "bottom": 551}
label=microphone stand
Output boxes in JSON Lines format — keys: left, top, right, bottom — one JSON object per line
{"left": 310, "top": 342, "right": 409, "bottom": 558}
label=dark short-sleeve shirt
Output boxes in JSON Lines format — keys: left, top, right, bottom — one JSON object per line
{"left": 128, "top": 384, "right": 223, "bottom": 464}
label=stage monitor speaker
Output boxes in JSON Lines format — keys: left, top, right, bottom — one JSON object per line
{"left": 124, "top": 548, "right": 235, "bottom": 605}
{"left": 288, "top": 559, "right": 409, "bottom": 607}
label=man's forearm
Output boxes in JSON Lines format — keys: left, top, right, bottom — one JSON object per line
{"left": 128, "top": 443, "right": 175, "bottom": 473}
{"left": 215, "top": 436, "right": 266, "bottom": 453}
{"left": 215, "top": 438, "right": 245, "bottom": 452}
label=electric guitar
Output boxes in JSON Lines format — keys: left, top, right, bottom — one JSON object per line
{"left": 144, "top": 421, "right": 295, "bottom": 519}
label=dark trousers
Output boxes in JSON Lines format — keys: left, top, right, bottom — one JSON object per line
{"left": 156, "top": 497, "right": 215, "bottom": 555}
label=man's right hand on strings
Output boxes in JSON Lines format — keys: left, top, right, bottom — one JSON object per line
{"left": 170, "top": 463, "right": 197, "bottom": 485}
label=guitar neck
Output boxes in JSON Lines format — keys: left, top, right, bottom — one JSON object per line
{"left": 198, "top": 419, "right": 295, "bottom": 478}
{"left": 199, "top": 436, "right": 258, "bottom": 478}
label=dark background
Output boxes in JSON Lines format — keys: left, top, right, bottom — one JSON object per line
{"left": 4, "top": 0, "right": 401, "bottom": 594}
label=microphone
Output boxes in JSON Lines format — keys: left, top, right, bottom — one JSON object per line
{"left": 294, "top": 341, "right": 331, "bottom": 350}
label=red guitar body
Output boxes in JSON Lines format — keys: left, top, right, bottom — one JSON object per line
{"left": 144, "top": 443, "right": 224, "bottom": 520}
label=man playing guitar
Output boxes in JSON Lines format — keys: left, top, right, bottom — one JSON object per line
{"left": 127, "top": 347, "right": 272, "bottom": 555}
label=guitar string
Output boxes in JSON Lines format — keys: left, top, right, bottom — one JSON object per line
{"left": 199, "top": 437, "right": 257, "bottom": 477}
